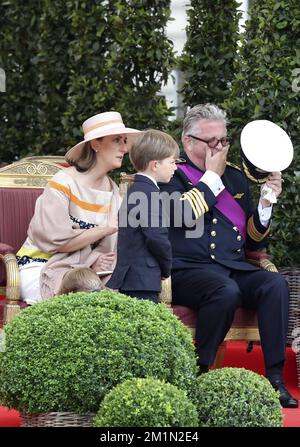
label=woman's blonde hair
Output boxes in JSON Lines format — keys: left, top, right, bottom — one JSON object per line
{"left": 129, "top": 129, "right": 180, "bottom": 171}
{"left": 58, "top": 267, "right": 104, "bottom": 295}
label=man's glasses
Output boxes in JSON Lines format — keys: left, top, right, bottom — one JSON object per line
{"left": 187, "top": 134, "right": 229, "bottom": 149}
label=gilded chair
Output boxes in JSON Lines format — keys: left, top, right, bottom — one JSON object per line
{"left": 0, "top": 156, "right": 65, "bottom": 326}
{"left": 119, "top": 172, "right": 280, "bottom": 367}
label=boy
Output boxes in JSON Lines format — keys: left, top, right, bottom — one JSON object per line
{"left": 107, "top": 129, "right": 179, "bottom": 302}
{"left": 58, "top": 267, "right": 104, "bottom": 294}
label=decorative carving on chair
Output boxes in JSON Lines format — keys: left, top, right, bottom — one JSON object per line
{"left": 0, "top": 156, "right": 65, "bottom": 188}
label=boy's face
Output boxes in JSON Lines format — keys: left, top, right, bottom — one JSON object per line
{"left": 155, "top": 156, "right": 177, "bottom": 183}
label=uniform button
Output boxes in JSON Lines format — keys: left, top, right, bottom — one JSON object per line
{"left": 212, "top": 218, "right": 218, "bottom": 224}
{"left": 237, "top": 235, "right": 242, "bottom": 241}
{"left": 210, "top": 230, "right": 216, "bottom": 237}
{"left": 210, "top": 243, "right": 216, "bottom": 249}
{"left": 233, "top": 226, "right": 238, "bottom": 231}
{"left": 236, "top": 249, "right": 241, "bottom": 253}
{"left": 211, "top": 254, "right": 215, "bottom": 260}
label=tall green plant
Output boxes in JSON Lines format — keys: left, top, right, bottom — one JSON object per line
{"left": 63, "top": 0, "right": 175, "bottom": 173}
{"left": 0, "top": 0, "right": 175, "bottom": 163}
{"left": 34, "top": 1, "right": 74, "bottom": 155}
{"left": 225, "top": 0, "right": 300, "bottom": 265}
{"left": 0, "top": 0, "right": 43, "bottom": 162}
{"left": 180, "top": 0, "right": 242, "bottom": 108}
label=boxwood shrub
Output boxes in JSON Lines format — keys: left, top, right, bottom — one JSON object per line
{"left": 94, "top": 378, "right": 199, "bottom": 427}
{"left": 0, "top": 290, "right": 197, "bottom": 414}
{"left": 194, "top": 367, "right": 282, "bottom": 427}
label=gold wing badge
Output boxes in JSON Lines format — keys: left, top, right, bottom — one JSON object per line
{"left": 233, "top": 193, "right": 245, "bottom": 199}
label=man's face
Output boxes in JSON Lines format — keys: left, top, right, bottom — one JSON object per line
{"left": 183, "top": 119, "right": 228, "bottom": 169}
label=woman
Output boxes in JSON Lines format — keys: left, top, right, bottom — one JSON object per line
{"left": 17, "top": 111, "right": 139, "bottom": 304}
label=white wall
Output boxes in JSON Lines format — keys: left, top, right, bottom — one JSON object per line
{"left": 161, "top": 0, "right": 249, "bottom": 118}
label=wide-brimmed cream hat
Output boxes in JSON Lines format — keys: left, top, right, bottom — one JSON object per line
{"left": 65, "top": 111, "right": 140, "bottom": 161}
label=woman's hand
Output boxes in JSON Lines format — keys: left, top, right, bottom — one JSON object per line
{"left": 92, "top": 252, "right": 116, "bottom": 272}
{"left": 57, "top": 225, "right": 117, "bottom": 253}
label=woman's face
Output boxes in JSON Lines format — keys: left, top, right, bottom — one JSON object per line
{"left": 95, "top": 134, "right": 129, "bottom": 170}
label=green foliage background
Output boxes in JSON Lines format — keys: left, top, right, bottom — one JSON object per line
{"left": 0, "top": 0, "right": 175, "bottom": 165}
{"left": 180, "top": 0, "right": 242, "bottom": 107}
{"left": 181, "top": 0, "right": 300, "bottom": 265}
{"left": 223, "top": 0, "right": 300, "bottom": 265}
{"left": 0, "top": 0, "right": 299, "bottom": 264}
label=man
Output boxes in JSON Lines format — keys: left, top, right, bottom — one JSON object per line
{"left": 160, "top": 103, "right": 298, "bottom": 408}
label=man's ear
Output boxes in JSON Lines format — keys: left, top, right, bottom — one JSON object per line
{"left": 183, "top": 135, "right": 192, "bottom": 154}
{"left": 90, "top": 139, "right": 102, "bottom": 152}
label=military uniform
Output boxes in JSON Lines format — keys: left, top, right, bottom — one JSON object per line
{"left": 159, "top": 153, "right": 289, "bottom": 367}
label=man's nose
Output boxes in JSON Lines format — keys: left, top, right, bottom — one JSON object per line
{"left": 215, "top": 141, "right": 223, "bottom": 151}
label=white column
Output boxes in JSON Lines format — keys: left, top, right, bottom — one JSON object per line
{"left": 160, "top": 0, "right": 190, "bottom": 119}
{"left": 161, "top": 0, "right": 250, "bottom": 118}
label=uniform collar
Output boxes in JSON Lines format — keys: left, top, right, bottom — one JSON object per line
{"left": 178, "top": 152, "right": 205, "bottom": 174}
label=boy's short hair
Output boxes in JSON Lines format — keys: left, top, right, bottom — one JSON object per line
{"left": 58, "top": 267, "right": 104, "bottom": 295}
{"left": 129, "top": 129, "right": 180, "bottom": 172}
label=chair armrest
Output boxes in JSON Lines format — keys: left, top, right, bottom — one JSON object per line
{"left": 159, "top": 277, "right": 172, "bottom": 306}
{"left": 0, "top": 242, "right": 15, "bottom": 255}
{"left": 246, "top": 250, "right": 278, "bottom": 272}
{"left": 0, "top": 244, "right": 21, "bottom": 323}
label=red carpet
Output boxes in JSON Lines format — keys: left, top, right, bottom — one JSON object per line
{"left": 0, "top": 341, "right": 299, "bottom": 427}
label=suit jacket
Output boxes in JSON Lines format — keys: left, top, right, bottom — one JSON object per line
{"left": 107, "top": 174, "right": 172, "bottom": 292}
{"left": 159, "top": 153, "right": 270, "bottom": 272}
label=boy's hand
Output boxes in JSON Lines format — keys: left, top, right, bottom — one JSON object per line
{"left": 92, "top": 252, "right": 115, "bottom": 272}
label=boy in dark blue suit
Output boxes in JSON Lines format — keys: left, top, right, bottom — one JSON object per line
{"left": 107, "top": 129, "right": 179, "bottom": 302}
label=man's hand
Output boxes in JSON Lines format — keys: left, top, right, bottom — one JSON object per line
{"left": 205, "top": 145, "right": 229, "bottom": 177}
{"left": 260, "top": 171, "right": 283, "bottom": 208}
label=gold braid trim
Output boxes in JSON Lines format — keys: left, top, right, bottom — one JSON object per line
{"left": 193, "top": 188, "right": 209, "bottom": 212}
{"left": 242, "top": 162, "right": 268, "bottom": 184}
{"left": 247, "top": 216, "right": 270, "bottom": 242}
{"left": 188, "top": 189, "right": 205, "bottom": 216}
{"left": 180, "top": 192, "right": 201, "bottom": 219}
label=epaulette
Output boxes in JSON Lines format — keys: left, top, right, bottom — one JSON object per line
{"left": 226, "top": 161, "right": 241, "bottom": 171}
{"left": 176, "top": 158, "right": 186, "bottom": 164}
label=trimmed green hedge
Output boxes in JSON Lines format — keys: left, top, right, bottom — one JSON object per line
{"left": 0, "top": 291, "right": 197, "bottom": 414}
{"left": 94, "top": 378, "right": 199, "bottom": 427}
{"left": 194, "top": 367, "right": 282, "bottom": 427}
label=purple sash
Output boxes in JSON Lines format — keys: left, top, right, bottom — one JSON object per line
{"left": 177, "top": 164, "right": 247, "bottom": 240}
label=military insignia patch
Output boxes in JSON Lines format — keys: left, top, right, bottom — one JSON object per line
{"left": 233, "top": 193, "right": 244, "bottom": 199}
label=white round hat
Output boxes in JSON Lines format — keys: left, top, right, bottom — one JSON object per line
{"left": 240, "top": 120, "right": 293, "bottom": 172}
